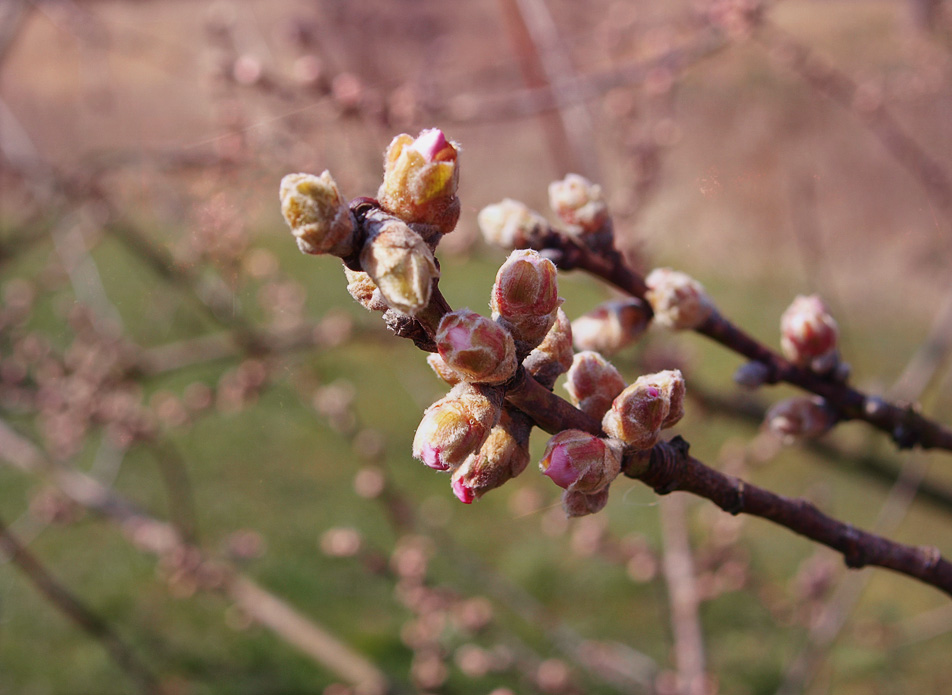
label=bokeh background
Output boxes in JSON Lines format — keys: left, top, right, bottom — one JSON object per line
{"left": 2, "top": 1, "right": 952, "bottom": 693}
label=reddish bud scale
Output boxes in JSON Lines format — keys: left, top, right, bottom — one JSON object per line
{"left": 426, "top": 353, "right": 463, "bottom": 386}
{"left": 564, "top": 351, "right": 627, "bottom": 420}
{"left": 522, "top": 308, "right": 574, "bottom": 389}
{"left": 765, "top": 396, "right": 836, "bottom": 442}
{"left": 562, "top": 488, "right": 610, "bottom": 517}
{"left": 450, "top": 409, "right": 532, "bottom": 503}
{"left": 602, "top": 370, "right": 686, "bottom": 450}
{"left": 412, "top": 383, "right": 502, "bottom": 471}
{"left": 436, "top": 309, "right": 516, "bottom": 385}
{"left": 780, "top": 295, "right": 839, "bottom": 372}
{"left": 491, "top": 249, "right": 561, "bottom": 353}
{"left": 539, "top": 430, "right": 623, "bottom": 494}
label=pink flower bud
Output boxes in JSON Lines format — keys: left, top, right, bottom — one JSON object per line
{"left": 436, "top": 309, "right": 517, "bottom": 385}
{"left": 360, "top": 209, "right": 439, "bottom": 315}
{"left": 412, "top": 383, "right": 502, "bottom": 471}
{"left": 450, "top": 409, "right": 532, "bottom": 503}
{"left": 539, "top": 430, "right": 623, "bottom": 494}
{"left": 378, "top": 129, "right": 460, "bottom": 234}
{"left": 780, "top": 295, "right": 839, "bottom": 373}
{"left": 491, "top": 249, "right": 561, "bottom": 353}
{"left": 602, "top": 370, "right": 685, "bottom": 449}
{"left": 645, "top": 268, "right": 715, "bottom": 330}
{"left": 477, "top": 199, "right": 549, "bottom": 249}
{"left": 279, "top": 171, "right": 355, "bottom": 256}
{"left": 343, "top": 267, "right": 388, "bottom": 312}
{"left": 561, "top": 488, "right": 610, "bottom": 517}
{"left": 547, "top": 173, "right": 609, "bottom": 235}
{"left": 564, "top": 351, "right": 627, "bottom": 420}
{"left": 571, "top": 298, "right": 650, "bottom": 355}
{"left": 426, "top": 353, "right": 463, "bottom": 386}
{"left": 522, "top": 308, "right": 574, "bottom": 388}
{"left": 765, "top": 396, "right": 836, "bottom": 442}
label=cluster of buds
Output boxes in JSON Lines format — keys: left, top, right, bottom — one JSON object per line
{"left": 780, "top": 295, "right": 840, "bottom": 374}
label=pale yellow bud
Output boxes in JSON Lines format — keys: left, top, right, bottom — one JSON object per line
{"left": 279, "top": 171, "right": 355, "bottom": 256}
{"left": 645, "top": 268, "right": 715, "bottom": 330}
{"left": 547, "top": 173, "right": 609, "bottom": 235}
{"left": 477, "top": 198, "right": 549, "bottom": 249}
{"left": 343, "top": 267, "right": 388, "bottom": 312}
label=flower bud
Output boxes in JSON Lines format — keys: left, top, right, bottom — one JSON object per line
{"left": 602, "top": 370, "right": 685, "bottom": 449}
{"left": 450, "top": 409, "right": 532, "bottom": 503}
{"left": 645, "top": 268, "right": 715, "bottom": 330}
{"left": 477, "top": 198, "right": 549, "bottom": 249}
{"left": 539, "top": 430, "right": 623, "bottom": 494}
{"left": 436, "top": 309, "right": 517, "bottom": 385}
{"left": 765, "top": 396, "right": 836, "bottom": 442}
{"left": 547, "top": 173, "right": 609, "bottom": 235}
{"left": 412, "top": 383, "right": 502, "bottom": 471}
{"left": 564, "top": 351, "right": 626, "bottom": 420}
{"left": 426, "top": 353, "right": 463, "bottom": 386}
{"left": 491, "top": 249, "right": 561, "bottom": 353}
{"left": 561, "top": 488, "right": 610, "bottom": 517}
{"left": 780, "top": 295, "right": 839, "bottom": 373}
{"left": 343, "top": 267, "right": 388, "bottom": 312}
{"left": 360, "top": 209, "right": 439, "bottom": 315}
{"left": 571, "top": 298, "right": 650, "bottom": 355}
{"left": 523, "top": 308, "right": 574, "bottom": 388}
{"left": 279, "top": 171, "right": 356, "bottom": 256}
{"left": 378, "top": 128, "right": 460, "bottom": 234}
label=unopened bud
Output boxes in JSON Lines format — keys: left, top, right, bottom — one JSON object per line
{"left": 765, "top": 397, "right": 836, "bottom": 442}
{"left": 539, "top": 430, "right": 623, "bottom": 494}
{"left": 548, "top": 173, "right": 609, "bottom": 235}
{"left": 412, "top": 383, "right": 502, "bottom": 471}
{"left": 561, "top": 488, "right": 610, "bottom": 517}
{"left": 602, "top": 370, "right": 685, "bottom": 449}
{"left": 780, "top": 295, "right": 839, "bottom": 373}
{"left": 571, "top": 298, "right": 649, "bottom": 354}
{"left": 361, "top": 209, "right": 439, "bottom": 314}
{"left": 436, "top": 309, "right": 517, "bottom": 385}
{"left": 378, "top": 128, "right": 460, "bottom": 234}
{"left": 279, "top": 171, "right": 356, "bottom": 256}
{"left": 477, "top": 198, "right": 549, "bottom": 249}
{"left": 645, "top": 268, "right": 714, "bottom": 330}
{"left": 523, "top": 308, "right": 574, "bottom": 388}
{"left": 733, "top": 360, "right": 770, "bottom": 389}
{"left": 451, "top": 410, "right": 532, "bottom": 503}
{"left": 564, "top": 351, "right": 627, "bottom": 420}
{"left": 426, "top": 353, "right": 463, "bottom": 386}
{"left": 491, "top": 249, "right": 561, "bottom": 353}
{"left": 343, "top": 267, "right": 388, "bottom": 312}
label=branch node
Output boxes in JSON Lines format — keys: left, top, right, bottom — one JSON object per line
{"left": 841, "top": 525, "right": 868, "bottom": 569}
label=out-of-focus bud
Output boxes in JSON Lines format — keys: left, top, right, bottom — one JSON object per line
{"left": 360, "top": 209, "right": 439, "bottom": 315}
{"left": 523, "top": 308, "right": 574, "bottom": 388}
{"left": 564, "top": 351, "right": 627, "bottom": 420}
{"left": 279, "top": 171, "right": 356, "bottom": 256}
{"left": 378, "top": 128, "right": 460, "bottom": 234}
{"left": 451, "top": 409, "right": 532, "bottom": 503}
{"left": 412, "top": 383, "right": 502, "bottom": 471}
{"left": 765, "top": 396, "right": 836, "bottom": 443}
{"left": 733, "top": 360, "right": 771, "bottom": 389}
{"left": 436, "top": 309, "right": 517, "bottom": 385}
{"left": 477, "top": 198, "right": 549, "bottom": 249}
{"left": 561, "top": 488, "right": 610, "bottom": 517}
{"left": 602, "top": 370, "right": 685, "bottom": 449}
{"left": 645, "top": 268, "right": 715, "bottom": 330}
{"left": 547, "top": 173, "right": 609, "bottom": 235}
{"left": 571, "top": 298, "right": 650, "bottom": 355}
{"left": 491, "top": 249, "right": 561, "bottom": 353}
{"left": 343, "top": 267, "right": 388, "bottom": 312}
{"left": 780, "top": 295, "right": 839, "bottom": 373}
{"left": 539, "top": 430, "right": 623, "bottom": 494}
{"left": 426, "top": 353, "right": 463, "bottom": 386}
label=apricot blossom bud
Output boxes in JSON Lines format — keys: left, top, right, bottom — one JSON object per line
{"left": 562, "top": 488, "right": 610, "bottom": 517}
{"left": 602, "top": 370, "right": 685, "bottom": 449}
{"left": 548, "top": 173, "right": 609, "bottom": 235}
{"left": 360, "top": 209, "right": 439, "bottom": 314}
{"left": 343, "top": 267, "right": 388, "bottom": 312}
{"left": 522, "top": 308, "right": 574, "bottom": 388}
{"left": 540, "top": 430, "right": 623, "bottom": 494}
{"left": 645, "top": 268, "right": 714, "bottom": 330}
{"left": 426, "top": 353, "right": 463, "bottom": 386}
{"left": 378, "top": 129, "right": 460, "bottom": 234}
{"left": 564, "top": 351, "right": 626, "bottom": 420}
{"left": 765, "top": 396, "right": 836, "bottom": 442}
{"left": 436, "top": 309, "right": 517, "bottom": 385}
{"left": 279, "top": 171, "right": 356, "bottom": 256}
{"left": 491, "top": 249, "right": 561, "bottom": 353}
{"left": 780, "top": 295, "right": 839, "bottom": 373}
{"left": 477, "top": 198, "right": 549, "bottom": 249}
{"left": 450, "top": 410, "right": 532, "bottom": 503}
{"left": 571, "top": 298, "right": 650, "bottom": 354}
{"left": 412, "top": 383, "right": 502, "bottom": 471}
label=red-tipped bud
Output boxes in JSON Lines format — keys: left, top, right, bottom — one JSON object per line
{"left": 426, "top": 353, "right": 463, "bottom": 386}
{"left": 412, "top": 384, "right": 502, "bottom": 471}
{"left": 539, "top": 430, "right": 623, "bottom": 494}
{"left": 571, "top": 298, "right": 650, "bottom": 355}
{"left": 765, "top": 396, "right": 836, "bottom": 442}
{"left": 645, "top": 268, "right": 715, "bottom": 330}
{"left": 564, "top": 351, "right": 627, "bottom": 420}
{"left": 279, "top": 171, "right": 356, "bottom": 256}
{"left": 548, "top": 173, "right": 609, "bottom": 235}
{"left": 523, "top": 308, "right": 574, "bottom": 388}
{"left": 477, "top": 198, "right": 549, "bottom": 249}
{"left": 436, "top": 309, "right": 517, "bottom": 385}
{"left": 562, "top": 488, "right": 610, "bottom": 517}
{"left": 780, "top": 295, "right": 839, "bottom": 373}
{"left": 378, "top": 129, "right": 460, "bottom": 234}
{"left": 450, "top": 409, "right": 532, "bottom": 503}
{"left": 491, "top": 249, "right": 561, "bottom": 353}
{"left": 360, "top": 209, "right": 439, "bottom": 315}
{"left": 602, "top": 370, "right": 685, "bottom": 449}
{"left": 343, "top": 267, "right": 388, "bottom": 312}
